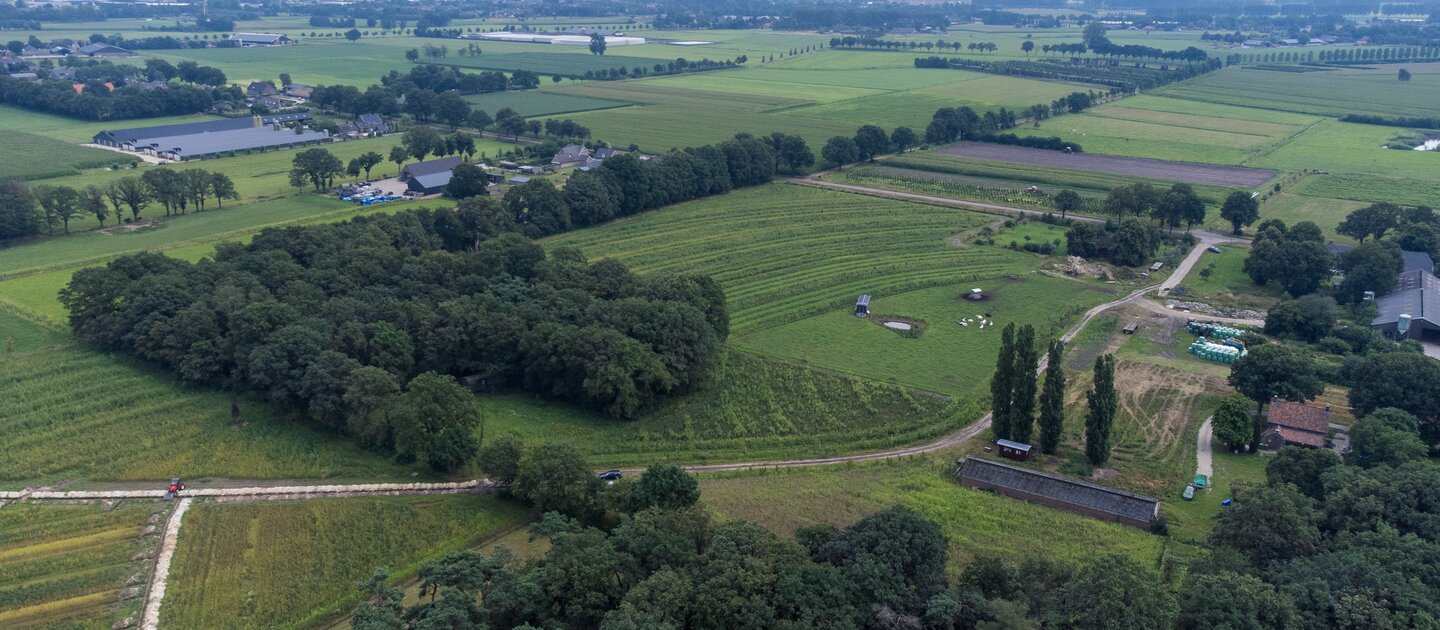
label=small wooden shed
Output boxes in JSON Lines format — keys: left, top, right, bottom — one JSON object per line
{"left": 996, "top": 439, "right": 1033, "bottom": 461}
{"left": 1122, "top": 322, "right": 1139, "bottom": 335}
{"left": 855, "top": 294, "right": 871, "bottom": 318}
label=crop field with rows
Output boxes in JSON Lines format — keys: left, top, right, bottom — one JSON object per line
{"left": 0, "top": 131, "right": 137, "bottom": 182}
{"left": 0, "top": 335, "right": 420, "bottom": 486}
{"left": 162, "top": 495, "right": 529, "bottom": 629}
{"left": 826, "top": 166, "right": 1105, "bottom": 214}
{"left": 547, "top": 183, "right": 1029, "bottom": 335}
{"left": 480, "top": 349, "right": 954, "bottom": 466}
{"left": 0, "top": 503, "right": 159, "bottom": 629}
{"left": 461, "top": 90, "right": 632, "bottom": 117}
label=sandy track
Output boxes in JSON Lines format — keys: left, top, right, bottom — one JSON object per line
{"left": 937, "top": 143, "right": 1276, "bottom": 188}
{"left": 141, "top": 498, "right": 190, "bottom": 630}
{"left": 0, "top": 480, "right": 491, "bottom": 501}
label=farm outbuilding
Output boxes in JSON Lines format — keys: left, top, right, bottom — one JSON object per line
{"left": 855, "top": 295, "right": 871, "bottom": 317}
{"left": 400, "top": 156, "right": 463, "bottom": 182}
{"left": 1260, "top": 399, "right": 1331, "bottom": 450}
{"left": 995, "top": 439, "right": 1032, "bottom": 461}
{"left": 91, "top": 114, "right": 327, "bottom": 161}
{"left": 954, "top": 457, "right": 1160, "bottom": 529}
{"left": 231, "top": 33, "right": 294, "bottom": 46}
{"left": 1371, "top": 269, "right": 1440, "bottom": 341}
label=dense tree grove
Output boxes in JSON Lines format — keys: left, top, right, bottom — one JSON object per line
{"left": 59, "top": 209, "right": 730, "bottom": 467}
{"left": 1203, "top": 408, "right": 1440, "bottom": 628}
{"left": 357, "top": 459, "right": 1180, "bottom": 630}
{"left": 0, "top": 168, "right": 238, "bottom": 240}
{"left": 0, "top": 74, "right": 215, "bottom": 120}
{"left": 1244, "top": 219, "right": 1333, "bottom": 297}
{"left": 1065, "top": 217, "right": 1159, "bottom": 267}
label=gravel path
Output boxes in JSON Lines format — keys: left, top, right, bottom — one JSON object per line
{"left": 141, "top": 498, "right": 190, "bottom": 630}
{"left": 1196, "top": 416, "right": 1215, "bottom": 479}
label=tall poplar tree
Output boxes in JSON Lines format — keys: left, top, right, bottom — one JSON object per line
{"left": 990, "top": 323, "right": 1017, "bottom": 440}
{"left": 1085, "top": 353, "right": 1117, "bottom": 466}
{"left": 1038, "top": 340, "right": 1067, "bottom": 454}
{"left": 1009, "top": 324, "right": 1039, "bottom": 443}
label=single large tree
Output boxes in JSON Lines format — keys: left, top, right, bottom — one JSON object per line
{"left": 291, "top": 148, "right": 344, "bottom": 192}
{"left": 853, "top": 125, "right": 890, "bottom": 161}
{"left": 110, "top": 176, "right": 150, "bottom": 221}
{"left": 1220, "top": 191, "right": 1260, "bottom": 235}
{"left": 1209, "top": 483, "right": 1320, "bottom": 564}
{"left": 1053, "top": 189, "right": 1083, "bottom": 219}
{"left": 822, "top": 135, "right": 860, "bottom": 169}
{"left": 625, "top": 464, "right": 700, "bottom": 513}
{"left": 1085, "top": 353, "right": 1117, "bottom": 466}
{"left": 1009, "top": 324, "right": 1040, "bottom": 444}
{"left": 1227, "top": 344, "right": 1325, "bottom": 451}
{"left": 990, "top": 323, "right": 1018, "bottom": 440}
{"left": 1037, "top": 340, "right": 1066, "bottom": 454}
{"left": 1212, "top": 394, "right": 1256, "bottom": 452}
{"left": 513, "top": 443, "right": 597, "bottom": 515}
{"left": 890, "top": 126, "right": 917, "bottom": 153}
{"left": 1336, "top": 202, "right": 1401, "bottom": 243}
{"left": 388, "top": 372, "right": 480, "bottom": 471}
{"left": 589, "top": 32, "right": 607, "bottom": 56}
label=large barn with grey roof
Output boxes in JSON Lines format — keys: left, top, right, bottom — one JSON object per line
{"left": 91, "top": 114, "right": 327, "bottom": 161}
{"left": 954, "top": 457, "right": 1160, "bottom": 529}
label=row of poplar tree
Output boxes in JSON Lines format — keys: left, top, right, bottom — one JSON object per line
{"left": 989, "top": 323, "right": 1118, "bottom": 466}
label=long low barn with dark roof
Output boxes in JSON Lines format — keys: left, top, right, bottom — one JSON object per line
{"left": 91, "top": 114, "right": 327, "bottom": 161}
{"left": 954, "top": 457, "right": 1160, "bottom": 529}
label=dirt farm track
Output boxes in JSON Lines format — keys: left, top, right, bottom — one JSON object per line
{"left": 938, "top": 143, "right": 1277, "bottom": 187}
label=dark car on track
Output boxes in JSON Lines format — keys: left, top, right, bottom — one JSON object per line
{"left": 598, "top": 470, "right": 623, "bottom": 481}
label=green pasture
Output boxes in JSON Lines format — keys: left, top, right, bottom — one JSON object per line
{"left": 441, "top": 51, "right": 672, "bottom": 75}
{"left": 0, "top": 131, "right": 136, "bottom": 181}
{"left": 0, "top": 503, "right": 159, "bottom": 629}
{"left": 1157, "top": 64, "right": 1440, "bottom": 119}
{"left": 0, "top": 335, "right": 425, "bottom": 487}
{"left": 462, "top": 89, "right": 631, "bottom": 117}
{"left": 1018, "top": 97, "right": 1315, "bottom": 165}
{"left": 1249, "top": 119, "right": 1438, "bottom": 186}
{"left": 1249, "top": 191, "right": 1367, "bottom": 239}
{"left": 148, "top": 38, "right": 418, "bottom": 86}
{"left": 1172, "top": 245, "right": 1285, "bottom": 312}
{"left": 699, "top": 455, "right": 1169, "bottom": 572}
{"left": 163, "top": 496, "right": 529, "bottom": 629}
{"left": 537, "top": 52, "right": 1092, "bottom": 150}
{"left": 481, "top": 349, "right": 953, "bottom": 467}
{"left": 735, "top": 276, "right": 1113, "bottom": 396}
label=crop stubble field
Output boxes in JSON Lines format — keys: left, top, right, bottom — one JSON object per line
{"left": 162, "top": 496, "right": 528, "bottom": 629}
{"left": 0, "top": 503, "right": 160, "bottom": 629}
{"left": 938, "top": 142, "right": 1277, "bottom": 187}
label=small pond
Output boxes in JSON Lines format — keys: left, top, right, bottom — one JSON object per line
{"left": 883, "top": 321, "right": 914, "bottom": 331}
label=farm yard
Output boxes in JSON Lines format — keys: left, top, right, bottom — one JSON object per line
{"left": 0, "top": 503, "right": 161, "bottom": 629}
{"left": 162, "top": 496, "right": 528, "bottom": 629}
{"left": 938, "top": 141, "right": 1278, "bottom": 187}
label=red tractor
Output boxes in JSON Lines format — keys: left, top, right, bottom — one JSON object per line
{"left": 164, "top": 477, "right": 186, "bottom": 500}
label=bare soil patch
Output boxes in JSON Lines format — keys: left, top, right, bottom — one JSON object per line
{"left": 937, "top": 143, "right": 1276, "bottom": 187}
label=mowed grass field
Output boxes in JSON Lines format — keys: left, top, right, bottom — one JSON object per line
{"left": 735, "top": 277, "right": 1116, "bottom": 396}
{"left": 0, "top": 503, "right": 159, "bottom": 629}
{"left": 1019, "top": 95, "right": 1320, "bottom": 165}
{"left": 1173, "top": 245, "right": 1286, "bottom": 312}
{"left": 1157, "top": 63, "right": 1440, "bottom": 119}
{"left": 0, "top": 320, "right": 424, "bottom": 487}
{"left": 699, "top": 455, "right": 1169, "bottom": 572}
{"left": 0, "top": 131, "right": 136, "bottom": 181}
{"left": 162, "top": 495, "right": 529, "bottom": 629}
{"left": 462, "top": 90, "right": 631, "bottom": 117}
